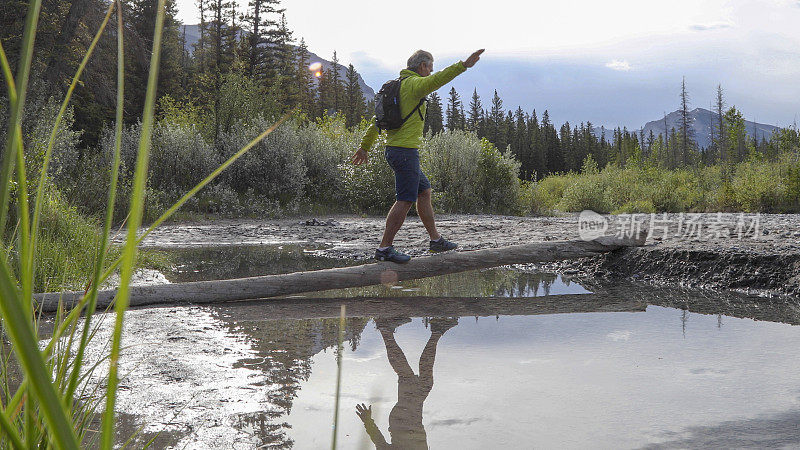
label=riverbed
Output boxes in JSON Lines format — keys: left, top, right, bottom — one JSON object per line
{"left": 67, "top": 218, "right": 800, "bottom": 447}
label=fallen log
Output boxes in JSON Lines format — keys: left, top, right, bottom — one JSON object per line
{"left": 34, "top": 232, "right": 647, "bottom": 312}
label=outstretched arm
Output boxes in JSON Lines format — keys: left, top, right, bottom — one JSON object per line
{"left": 356, "top": 403, "right": 389, "bottom": 448}
{"left": 408, "top": 49, "right": 485, "bottom": 99}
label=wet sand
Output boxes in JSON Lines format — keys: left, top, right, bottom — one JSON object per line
{"left": 129, "top": 213, "right": 800, "bottom": 298}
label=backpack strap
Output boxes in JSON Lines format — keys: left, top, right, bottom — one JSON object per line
{"left": 398, "top": 77, "right": 427, "bottom": 124}
{"left": 402, "top": 98, "right": 426, "bottom": 123}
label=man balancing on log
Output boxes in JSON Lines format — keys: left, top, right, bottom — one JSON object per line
{"left": 352, "top": 48, "right": 485, "bottom": 263}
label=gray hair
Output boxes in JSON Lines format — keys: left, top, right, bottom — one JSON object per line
{"left": 407, "top": 50, "right": 433, "bottom": 71}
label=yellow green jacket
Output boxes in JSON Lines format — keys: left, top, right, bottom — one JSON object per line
{"left": 360, "top": 61, "right": 467, "bottom": 150}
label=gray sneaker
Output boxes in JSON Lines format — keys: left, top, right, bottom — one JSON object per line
{"left": 430, "top": 237, "right": 458, "bottom": 252}
{"left": 375, "top": 246, "right": 411, "bottom": 263}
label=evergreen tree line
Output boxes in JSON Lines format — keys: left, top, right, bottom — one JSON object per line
{"left": 422, "top": 83, "right": 797, "bottom": 180}
{"left": 0, "top": 0, "right": 372, "bottom": 145}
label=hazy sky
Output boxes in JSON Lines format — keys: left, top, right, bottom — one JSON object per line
{"left": 174, "top": 0, "right": 800, "bottom": 128}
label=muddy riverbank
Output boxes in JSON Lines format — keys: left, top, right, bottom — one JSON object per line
{"left": 131, "top": 213, "right": 800, "bottom": 299}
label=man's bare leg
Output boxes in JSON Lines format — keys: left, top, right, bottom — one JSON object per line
{"left": 380, "top": 200, "right": 414, "bottom": 248}
{"left": 415, "top": 189, "right": 441, "bottom": 241}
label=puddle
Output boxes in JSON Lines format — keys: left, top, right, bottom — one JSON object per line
{"left": 72, "top": 285, "right": 800, "bottom": 449}
{"left": 161, "top": 244, "right": 359, "bottom": 283}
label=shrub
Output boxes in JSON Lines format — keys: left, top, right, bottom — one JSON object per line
{"left": 476, "top": 138, "right": 524, "bottom": 214}
{"left": 530, "top": 174, "right": 574, "bottom": 214}
{"left": 732, "top": 159, "right": 786, "bottom": 212}
{"left": 421, "top": 130, "right": 482, "bottom": 211}
{"left": 301, "top": 115, "right": 353, "bottom": 204}
{"left": 421, "top": 131, "right": 524, "bottom": 214}
{"left": 340, "top": 132, "right": 396, "bottom": 214}
{"left": 150, "top": 121, "right": 218, "bottom": 196}
{"left": 613, "top": 199, "right": 656, "bottom": 214}
{"left": 220, "top": 118, "right": 308, "bottom": 203}
{"left": 558, "top": 174, "right": 611, "bottom": 213}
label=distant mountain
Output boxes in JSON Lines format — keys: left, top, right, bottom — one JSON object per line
{"left": 180, "top": 25, "right": 375, "bottom": 102}
{"left": 593, "top": 108, "right": 781, "bottom": 149}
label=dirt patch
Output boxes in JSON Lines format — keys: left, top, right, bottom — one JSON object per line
{"left": 132, "top": 213, "right": 800, "bottom": 298}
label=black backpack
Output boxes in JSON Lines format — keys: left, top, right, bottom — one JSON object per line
{"left": 374, "top": 77, "right": 426, "bottom": 131}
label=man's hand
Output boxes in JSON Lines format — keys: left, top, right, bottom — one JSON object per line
{"left": 463, "top": 49, "right": 485, "bottom": 68}
{"left": 356, "top": 403, "right": 373, "bottom": 422}
{"left": 351, "top": 148, "right": 368, "bottom": 165}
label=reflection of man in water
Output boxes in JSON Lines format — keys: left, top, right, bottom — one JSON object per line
{"left": 356, "top": 317, "right": 458, "bottom": 449}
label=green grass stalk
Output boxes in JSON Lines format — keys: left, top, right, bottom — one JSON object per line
{"left": 0, "top": 0, "right": 42, "bottom": 234}
{"left": 65, "top": 0, "right": 124, "bottom": 407}
{"left": 331, "top": 304, "right": 346, "bottom": 449}
{"left": 99, "top": 0, "right": 167, "bottom": 447}
{"left": 26, "top": 0, "right": 114, "bottom": 315}
{"left": 0, "top": 0, "right": 82, "bottom": 446}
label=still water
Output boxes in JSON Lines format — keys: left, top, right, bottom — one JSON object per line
{"left": 96, "top": 246, "right": 800, "bottom": 448}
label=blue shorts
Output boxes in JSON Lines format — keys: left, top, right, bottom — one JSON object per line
{"left": 384, "top": 146, "right": 431, "bottom": 202}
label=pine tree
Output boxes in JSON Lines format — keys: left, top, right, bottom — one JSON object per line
{"left": 124, "top": 0, "right": 184, "bottom": 116}
{"left": 714, "top": 84, "right": 730, "bottom": 178}
{"left": 467, "top": 88, "right": 482, "bottom": 133}
{"left": 512, "top": 107, "right": 528, "bottom": 176}
{"left": 294, "top": 38, "right": 315, "bottom": 114}
{"left": 541, "top": 110, "right": 563, "bottom": 173}
{"left": 424, "top": 92, "right": 444, "bottom": 135}
{"left": 487, "top": 90, "right": 504, "bottom": 146}
{"left": 316, "top": 66, "right": 332, "bottom": 115}
{"left": 344, "top": 63, "right": 365, "bottom": 127}
{"left": 272, "top": 13, "right": 294, "bottom": 78}
{"left": 196, "top": 0, "right": 207, "bottom": 68}
{"left": 445, "top": 87, "right": 463, "bottom": 131}
{"left": 527, "top": 109, "right": 543, "bottom": 178}
{"left": 325, "top": 51, "right": 345, "bottom": 114}
{"left": 679, "top": 77, "right": 695, "bottom": 165}
{"left": 268, "top": 13, "right": 295, "bottom": 111}
{"left": 242, "top": 0, "right": 282, "bottom": 80}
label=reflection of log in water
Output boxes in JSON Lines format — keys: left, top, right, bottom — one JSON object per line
{"left": 35, "top": 234, "right": 647, "bottom": 311}
{"left": 215, "top": 293, "right": 647, "bottom": 321}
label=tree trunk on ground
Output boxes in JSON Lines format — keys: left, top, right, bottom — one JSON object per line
{"left": 34, "top": 233, "right": 647, "bottom": 312}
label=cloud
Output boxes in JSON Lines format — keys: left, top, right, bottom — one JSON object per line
{"left": 689, "top": 21, "right": 734, "bottom": 31}
{"left": 605, "top": 60, "right": 632, "bottom": 71}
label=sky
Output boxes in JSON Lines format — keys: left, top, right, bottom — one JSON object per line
{"left": 174, "top": 0, "right": 800, "bottom": 129}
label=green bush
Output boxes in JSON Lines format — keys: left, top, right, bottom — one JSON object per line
{"left": 530, "top": 174, "right": 573, "bottom": 214}
{"left": 421, "top": 130, "right": 482, "bottom": 211}
{"left": 613, "top": 199, "right": 656, "bottom": 214}
{"left": 220, "top": 117, "right": 308, "bottom": 203}
{"left": 558, "top": 173, "right": 611, "bottom": 213}
{"left": 151, "top": 122, "right": 219, "bottom": 195}
{"left": 300, "top": 115, "right": 352, "bottom": 204}
{"left": 476, "top": 138, "right": 524, "bottom": 214}
{"left": 732, "top": 159, "right": 787, "bottom": 212}
{"left": 421, "top": 131, "right": 524, "bottom": 214}
{"left": 340, "top": 132, "right": 396, "bottom": 214}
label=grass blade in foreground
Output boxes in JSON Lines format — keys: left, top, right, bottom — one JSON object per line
{"left": 100, "top": 0, "right": 167, "bottom": 447}
{"left": 65, "top": 0, "right": 124, "bottom": 406}
{"left": 0, "top": 1, "right": 81, "bottom": 447}
{"left": 331, "top": 305, "right": 346, "bottom": 449}
{"left": 25, "top": 0, "right": 115, "bottom": 306}
{"left": 0, "top": 0, "right": 41, "bottom": 233}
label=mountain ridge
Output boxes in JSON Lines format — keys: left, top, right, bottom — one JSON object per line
{"left": 592, "top": 108, "right": 781, "bottom": 149}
